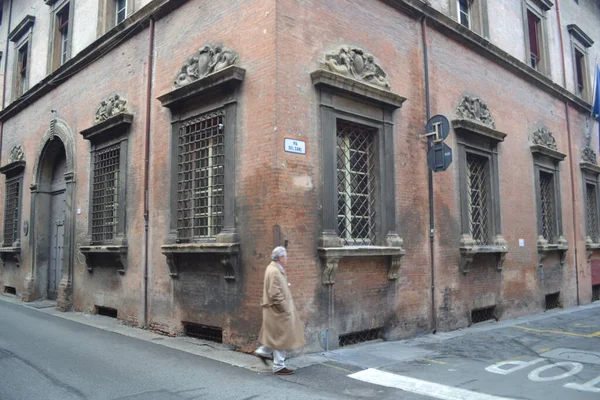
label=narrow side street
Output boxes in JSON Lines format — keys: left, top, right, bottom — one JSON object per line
{"left": 1, "top": 295, "right": 599, "bottom": 399}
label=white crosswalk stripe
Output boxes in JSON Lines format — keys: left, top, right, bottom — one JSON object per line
{"left": 349, "top": 368, "right": 515, "bottom": 400}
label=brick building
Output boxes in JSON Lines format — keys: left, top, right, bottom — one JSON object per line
{"left": 0, "top": 0, "right": 598, "bottom": 352}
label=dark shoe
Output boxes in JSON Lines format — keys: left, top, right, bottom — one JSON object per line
{"left": 274, "top": 367, "right": 295, "bottom": 375}
{"left": 254, "top": 352, "right": 272, "bottom": 366}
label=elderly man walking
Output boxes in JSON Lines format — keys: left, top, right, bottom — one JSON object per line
{"left": 254, "top": 246, "right": 305, "bottom": 375}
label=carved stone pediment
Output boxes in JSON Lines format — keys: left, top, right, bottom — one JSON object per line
{"left": 8, "top": 146, "right": 24, "bottom": 163}
{"left": 321, "top": 46, "right": 390, "bottom": 90}
{"left": 95, "top": 94, "right": 128, "bottom": 124}
{"left": 174, "top": 44, "right": 238, "bottom": 88}
{"left": 582, "top": 146, "right": 597, "bottom": 165}
{"left": 454, "top": 96, "right": 495, "bottom": 128}
{"left": 532, "top": 127, "right": 557, "bottom": 150}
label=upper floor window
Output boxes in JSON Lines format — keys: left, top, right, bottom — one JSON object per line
{"left": 49, "top": 1, "right": 73, "bottom": 72}
{"left": 522, "top": 0, "right": 552, "bottom": 76}
{"left": 458, "top": 0, "right": 471, "bottom": 28}
{"left": 449, "top": 0, "right": 488, "bottom": 38}
{"left": 8, "top": 15, "right": 34, "bottom": 101}
{"left": 567, "top": 24, "right": 594, "bottom": 101}
{"left": 16, "top": 43, "right": 28, "bottom": 97}
{"left": 98, "top": 0, "right": 131, "bottom": 36}
{"left": 116, "top": 0, "right": 127, "bottom": 24}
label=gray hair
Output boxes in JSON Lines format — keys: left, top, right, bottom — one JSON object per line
{"left": 271, "top": 246, "right": 287, "bottom": 261}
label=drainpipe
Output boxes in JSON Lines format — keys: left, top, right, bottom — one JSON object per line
{"left": 421, "top": 16, "right": 437, "bottom": 333}
{"left": 0, "top": 0, "right": 14, "bottom": 165}
{"left": 142, "top": 17, "right": 155, "bottom": 328}
{"left": 555, "top": 0, "right": 580, "bottom": 306}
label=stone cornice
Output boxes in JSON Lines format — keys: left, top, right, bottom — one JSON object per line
{"left": 8, "top": 15, "right": 35, "bottom": 43}
{"left": 380, "top": 0, "right": 591, "bottom": 114}
{"left": 530, "top": 144, "right": 567, "bottom": 161}
{"left": 452, "top": 119, "right": 507, "bottom": 142}
{"left": 0, "top": 0, "right": 189, "bottom": 122}
{"left": 581, "top": 162, "right": 600, "bottom": 175}
{"left": 80, "top": 113, "right": 133, "bottom": 144}
{"left": 567, "top": 24, "right": 594, "bottom": 48}
{"left": 311, "top": 69, "right": 406, "bottom": 109}
{"left": 530, "top": 0, "right": 554, "bottom": 12}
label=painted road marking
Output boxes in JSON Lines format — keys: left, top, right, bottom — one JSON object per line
{"left": 349, "top": 368, "right": 514, "bottom": 400}
{"left": 512, "top": 325, "right": 600, "bottom": 338}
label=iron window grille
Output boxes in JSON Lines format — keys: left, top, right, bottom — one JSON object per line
{"left": 539, "top": 171, "right": 556, "bottom": 243}
{"left": 586, "top": 183, "right": 598, "bottom": 242}
{"left": 176, "top": 111, "right": 225, "bottom": 241}
{"left": 466, "top": 153, "right": 491, "bottom": 245}
{"left": 3, "top": 178, "right": 20, "bottom": 246}
{"left": 91, "top": 144, "right": 120, "bottom": 243}
{"left": 336, "top": 120, "right": 377, "bottom": 245}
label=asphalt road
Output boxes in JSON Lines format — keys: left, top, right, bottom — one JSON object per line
{"left": 1, "top": 296, "right": 600, "bottom": 400}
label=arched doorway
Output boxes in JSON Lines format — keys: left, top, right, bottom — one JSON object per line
{"left": 23, "top": 118, "right": 76, "bottom": 310}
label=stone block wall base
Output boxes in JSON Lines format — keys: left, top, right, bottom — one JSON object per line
{"left": 21, "top": 276, "right": 38, "bottom": 302}
{"left": 56, "top": 281, "right": 73, "bottom": 311}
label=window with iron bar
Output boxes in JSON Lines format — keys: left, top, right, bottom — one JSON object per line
{"left": 91, "top": 144, "right": 120, "bottom": 243}
{"left": 467, "top": 153, "right": 491, "bottom": 245}
{"left": 3, "top": 178, "right": 20, "bottom": 246}
{"left": 586, "top": 183, "right": 599, "bottom": 242}
{"left": 336, "top": 119, "right": 377, "bottom": 245}
{"left": 539, "top": 171, "right": 556, "bottom": 243}
{"left": 177, "top": 111, "right": 225, "bottom": 241}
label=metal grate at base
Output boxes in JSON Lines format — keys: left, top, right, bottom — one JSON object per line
{"left": 96, "top": 306, "right": 118, "bottom": 318}
{"left": 183, "top": 322, "right": 223, "bottom": 343}
{"left": 471, "top": 306, "right": 496, "bottom": 324}
{"left": 545, "top": 292, "right": 561, "bottom": 310}
{"left": 339, "top": 327, "right": 383, "bottom": 347}
{"left": 592, "top": 285, "right": 600, "bottom": 302}
{"left": 3, "top": 286, "right": 16, "bottom": 295}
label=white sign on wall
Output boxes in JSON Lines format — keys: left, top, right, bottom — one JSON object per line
{"left": 284, "top": 138, "right": 306, "bottom": 155}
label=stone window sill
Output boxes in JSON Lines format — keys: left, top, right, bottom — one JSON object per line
{"left": 459, "top": 244, "right": 508, "bottom": 274}
{"left": 0, "top": 246, "right": 21, "bottom": 267}
{"left": 160, "top": 242, "right": 240, "bottom": 280}
{"left": 79, "top": 245, "right": 128, "bottom": 274}
{"left": 317, "top": 246, "right": 405, "bottom": 284}
{"left": 537, "top": 237, "right": 568, "bottom": 267}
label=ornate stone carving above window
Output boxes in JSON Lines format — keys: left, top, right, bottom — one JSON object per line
{"left": 95, "top": 94, "right": 128, "bottom": 124}
{"left": 455, "top": 96, "right": 496, "bottom": 128}
{"left": 320, "top": 46, "right": 390, "bottom": 90}
{"left": 532, "top": 127, "right": 557, "bottom": 150}
{"left": 81, "top": 95, "right": 133, "bottom": 144}
{"left": 8, "top": 146, "right": 25, "bottom": 163}
{"left": 582, "top": 146, "right": 598, "bottom": 166}
{"left": 174, "top": 44, "right": 238, "bottom": 88}
{"left": 530, "top": 127, "right": 566, "bottom": 161}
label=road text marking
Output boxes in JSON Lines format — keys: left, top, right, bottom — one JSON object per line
{"left": 349, "top": 368, "right": 514, "bottom": 400}
{"left": 512, "top": 326, "right": 600, "bottom": 338}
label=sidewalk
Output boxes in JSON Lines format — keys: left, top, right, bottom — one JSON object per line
{"left": 2, "top": 292, "right": 599, "bottom": 374}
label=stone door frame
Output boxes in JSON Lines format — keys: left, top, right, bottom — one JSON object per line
{"left": 23, "top": 118, "right": 76, "bottom": 311}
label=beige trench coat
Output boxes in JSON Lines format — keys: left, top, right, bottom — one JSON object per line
{"left": 257, "top": 262, "right": 305, "bottom": 350}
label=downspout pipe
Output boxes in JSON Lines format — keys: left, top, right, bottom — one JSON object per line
{"left": 142, "top": 17, "right": 155, "bottom": 328}
{"left": 555, "top": 0, "right": 580, "bottom": 306}
{"left": 0, "top": 0, "right": 14, "bottom": 165}
{"left": 421, "top": 16, "right": 437, "bottom": 333}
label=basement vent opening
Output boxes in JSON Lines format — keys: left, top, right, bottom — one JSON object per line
{"left": 183, "top": 322, "right": 223, "bottom": 343}
{"left": 470, "top": 306, "right": 496, "bottom": 324}
{"left": 96, "top": 306, "right": 118, "bottom": 318}
{"left": 545, "top": 292, "right": 561, "bottom": 310}
{"left": 3, "top": 286, "right": 16, "bottom": 295}
{"left": 592, "top": 285, "right": 600, "bottom": 302}
{"left": 339, "top": 327, "right": 383, "bottom": 347}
